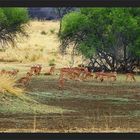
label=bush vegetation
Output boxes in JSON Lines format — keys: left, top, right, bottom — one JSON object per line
{"left": 0, "top": 74, "right": 24, "bottom": 96}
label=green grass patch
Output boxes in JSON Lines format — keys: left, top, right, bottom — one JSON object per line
{"left": 0, "top": 93, "right": 73, "bottom": 115}
{"left": 130, "top": 110, "right": 140, "bottom": 117}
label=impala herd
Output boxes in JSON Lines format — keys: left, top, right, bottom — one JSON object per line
{"left": 0, "top": 64, "right": 137, "bottom": 89}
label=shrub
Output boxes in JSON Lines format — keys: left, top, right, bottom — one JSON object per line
{"left": 50, "top": 29, "right": 55, "bottom": 34}
{"left": 49, "top": 59, "right": 56, "bottom": 66}
{"left": 0, "top": 74, "right": 24, "bottom": 96}
{"left": 41, "top": 30, "right": 47, "bottom": 35}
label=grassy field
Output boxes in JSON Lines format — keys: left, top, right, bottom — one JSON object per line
{"left": 0, "top": 63, "right": 140, "bottom": 132}
{"left": 0, "top": 20, "right": 84, "bottom": 67}
{"left": 0, "top": 20, "right": 140, "bottom": 132}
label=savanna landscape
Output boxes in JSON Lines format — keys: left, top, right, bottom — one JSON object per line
{"left": 0, "top": 8, "right": 140, "bottom": 132}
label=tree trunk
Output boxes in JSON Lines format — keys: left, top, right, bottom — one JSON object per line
{"left": 59, "top": 19, "right": 62, "bottom": 35}
{"left": 123, "top": 45, "right": 127, "bottom": 72}
{"left": 70, "top": 45, "right": 77, "bottom": 67}
{"left": 71, "top": 50, "right": 75, "bottom": 67}
{"left": 112, "top": 57, "right": 115, "bottom": 71}
{"left": 57, "top": 8, "right": 62, "bottom": 35}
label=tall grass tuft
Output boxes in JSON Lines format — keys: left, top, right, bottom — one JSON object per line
{"left": 50, "top": 29, "right": 55, "bottom": 34}
{"left": 41, "top": 30, "right": 47, "bottom": 35}
{"left": 0, "top": 74, "right": 24, "bottom": 96}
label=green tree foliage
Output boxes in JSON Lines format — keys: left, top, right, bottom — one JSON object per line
{"left": 59, "top": 8, "right": 140, "bottom": 72}
{"left": 54, "top": 7, "right": 76, "bottom": 34}
{"left": 0, "top": 8, "right": 29, "bottom": 46}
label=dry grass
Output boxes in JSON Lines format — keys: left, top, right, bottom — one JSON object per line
{"left": 0, "top": 74, "right": 24, "bottom": 96}
{"left": 2, "top": 47, "right": 43, "bottom": 63}
{"left": 0, "top": 20, "right": 85, "bottom": 67}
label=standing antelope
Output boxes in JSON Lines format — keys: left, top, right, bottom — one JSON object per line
{"left": 0, "top": 69, "right": 19, "bottom": 76}
{"left": 30, "top": 65, "right": 37, "bottom": 75}
{"left": 58, "top": 75, "right": 65, "bottom": 89}
{"left": 18, "top": 72, "right": 33, "bottom": 86}
{"left": 95, "top": 71, "right": 117, "bottom": 82}
{"left": 35, "top": 65, "right": 42, "bottom": 75}
{"left": 0, "top": 69, "right": 6, "bottom": 75}
{"left": 126, "top": 73, "right": 136, "bottom": 82}
{"left": 58, "top": 67, "right": 73, "bottom": 89}
{"left": 58, "top": 67, "right": 86, "bottom": 89}
{"left": 30, "top": 64, "right": 42, "bottom": 75}
{"left": 80, "top": 67, "right": 94, "bottom": 81}
{"left": 10, "top": 69, "right": 19, "bottom": 76}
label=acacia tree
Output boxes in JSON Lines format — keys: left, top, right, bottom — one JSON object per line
{"left": 59, "top": 8, "right": 140, "bottom": 72}
{"left": 0, "top": 8, "right": 29, "bottom": 47}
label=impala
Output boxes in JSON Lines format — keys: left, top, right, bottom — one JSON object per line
{"left": 30, "top": 64, "right": 42, "bottom": 75}
{"left": 126, "top": 73, "right": 136, "bottom": 82}
{"left": 18, "top": 72, "right": 33, "bottom": 86}
{"left": 95, "top": 71, "right": 117, "bottom": 82}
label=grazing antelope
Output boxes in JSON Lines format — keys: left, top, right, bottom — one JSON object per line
{"left": 126, "top": 73, "right": 136, "bottom": 82}
{"left": 0, "top": 69, "right": 6, "bottom": 75}
{"left": 58, "top": 67, "right": 86, "bottom": 89}
{"left": 30, "top": 64, "right": 42, "bottom": 75}
{"left": 30, "top": 65, "right": 37, "bottom": 75}
{"left": 10, "top": 69, "right": 19, "bottom": 76}
{"left": 35, "top": 64, "right": 42, "bottom": 75}
{"left": 59, "top": 68, "right": 73, "bottom": 80}
{"left": 95, "top": 71, "right": 117, "bottom": 82}
{"left": 58, "top": 69, "right": 67, "bottom": 89}
{"left": 69, "top": 67, "right": 84, "bottom": 81}
{"left": 58, "top": 67, "right": 77, "bottom": 89}
{"left": 65, "top": 67, "right": 85, "bottom": 80}
{"left": 82, "top": 72, "right": 94, "bottom": 81}
{"left": 18, "top": 72, "right": 33, "bottom": 86}
{"left": 80, "top": 67, "right": 94, "bottom": 81}
{"left": 94, "top": 71, "right": 104, "bottom": 80}
{"left": 100, "top": 73, "right": 117, "bottom": 82}
{"left": 26, "top": 72, "right": 33, "bottom": 77}
{"left": 58, "top": 67, "right": 73, "bottom": 89}
{"left": 58, "top": 76, "right": 65, "bottom": 89}
{"left": 0, "top": 69, "right": 19, "bottom": 76}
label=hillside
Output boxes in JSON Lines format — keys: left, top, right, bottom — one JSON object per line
{"left": 0, "top": 20, "right": 84, "bottom": 68}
